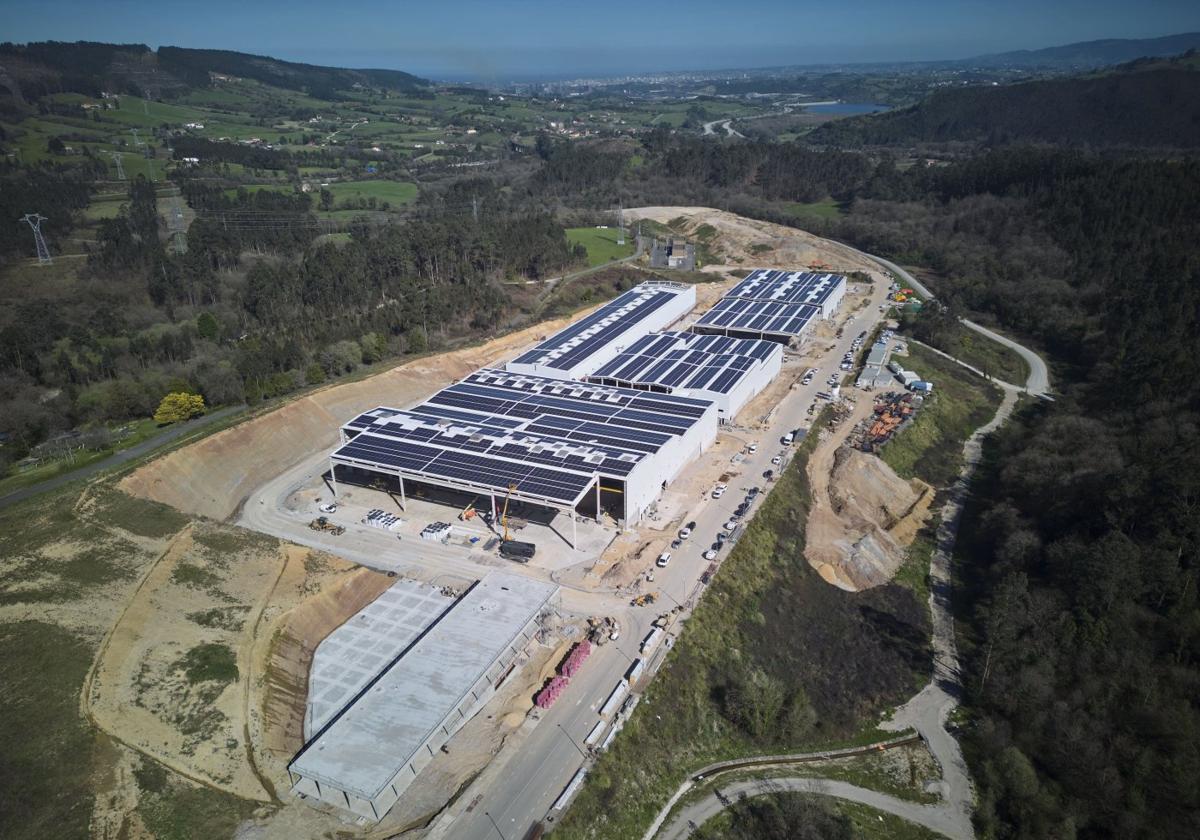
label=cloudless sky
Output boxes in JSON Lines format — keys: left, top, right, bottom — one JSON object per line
{"left": 2, "top": 0, "right": 1198, "bottom": 79}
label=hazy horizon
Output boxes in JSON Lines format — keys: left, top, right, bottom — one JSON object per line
{"left": 2, "top": 0, "right": 1198, "bottom": 80}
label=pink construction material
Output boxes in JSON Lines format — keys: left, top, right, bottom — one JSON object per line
{"left": 535, "top": 674, "right": 571, "bottom": 708}
{"left": 559, "top": 640, "right": 593, "bottom": 678}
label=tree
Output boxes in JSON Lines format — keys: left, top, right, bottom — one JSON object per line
{"left": 196, "top": 312, "right": 220, "bottom": 341}
{"left": 319, "top": 188, "right": 333, "bottom": 212}
{"left": 47, "top": 136, "right": 65, "bottom": 154}
{"left": 153, "top": 392, "right": 205, "bottom": 424}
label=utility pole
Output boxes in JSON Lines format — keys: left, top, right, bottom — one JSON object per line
{"left": 616, "top": 200, "right": 624, "bottom": 245}
{"left": 108, "top": 151, "right": 126, "bottom": 180}
{"left": 472, "top": 193, "right": 479, "bottom": 224}
{"left": 19, "top": 213, "right": 53, "bottom": 265}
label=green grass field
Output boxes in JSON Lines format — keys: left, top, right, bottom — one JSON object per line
{"left": 784, "top": 198, "right": 846, "bottom": 221}
{"left": 325, "top": 179, "right": 418, "bottom": 206}
{"left": 881, "top": 344, "right": 1003, "bottom": 488}
{"left": 565, "top": 226, "right": 636, "bottom": 267}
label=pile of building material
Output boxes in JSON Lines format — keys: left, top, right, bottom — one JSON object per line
{"left": 362, "top": 509, "right": 403, "bottom": 531}
{"left": 420, "top": 521, "right": 453, "bottom": 541}
{"left": 535, "top": 675, "right": 571, "bottom": 709}
{"left": 559, "top": 641, "right": 592, "bottom": 677}
{"left": 853, "top": 392, "right": 920, "bottom": 451}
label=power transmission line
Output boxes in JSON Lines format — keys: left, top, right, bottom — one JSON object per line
{"left": 108, "top": 151, "right": 126, "bottom": 180}
{"left": 19, "top": 213, "right": 53, "bottom": 265}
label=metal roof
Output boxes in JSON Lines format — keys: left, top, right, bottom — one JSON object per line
{"left": 692, "top": 269, "right": 845, "bottom": 340}
{"left": 511, "top": 281, "right": 691, "bottom": 372}
{"left": 333, "top": 368, "right": 713, "bottom": 508}
{"left": 586, "top": 331, "right": 781, "bottom": 396}
{"left": 290, "top": 572, "right": 559, "bottom": 801}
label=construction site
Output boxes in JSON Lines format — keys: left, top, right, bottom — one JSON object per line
{"left": 96, "top": 208, "right": 948, "bottom": 838}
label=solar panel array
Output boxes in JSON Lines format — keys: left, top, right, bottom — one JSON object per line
{"left": 511, "top": 282, "right": 689, "bottom": 373}
{"left": 333, "top": 368, "right": 714, "bottom": 507}
{"left": 586, "top": 332, "right": 780, "bottom": 396}
{"left": 693, "top": 269, "right": 845, "bottom": 341}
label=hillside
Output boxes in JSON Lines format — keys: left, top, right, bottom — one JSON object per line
{"left": 0, "top": 41, "right": 428, "bottom": 102}
{"left": 808, "top": 62, "right": 1200, "bottom": 148}
{"left": 959, "top": 31, "right": 1200, "bottom": 69}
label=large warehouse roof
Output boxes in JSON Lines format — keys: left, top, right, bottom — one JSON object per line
{"left": 290, "top": 573, "right": 559, "bottom": 803}
{"left": 509, "top": 281, "right": 693, "bottom": 377}
{"left": 692, "top": 269, "right": 846, "bottom": 342}
{"left": 725, "top": 269, "right": 845, "bottom": 307}
{"left": 305, "top": 579, "right": 453, "bottom": 738}
{"left": 332, "top": 368, "right": 714, "bottom": 508}
{"left": 692, "top": 297, "right": 819, "bottom": 340}
{"left": 586, "top": 331, "right": 779, "bottom": 396}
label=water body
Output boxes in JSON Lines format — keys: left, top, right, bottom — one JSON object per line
{"left": 803, "top": 102, "right": 890, "bottom": 115}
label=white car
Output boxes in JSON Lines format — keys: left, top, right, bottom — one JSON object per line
{"left": 771, "top": 455, "right": 782, "bottom": 465}
{"left": 656, "top": 552, "right": 671, "bottom": 567}
{"left": 712, "top": 484, "right": 727, "bottom": 499}
{"left": 747, "top": 442, "right": 758, "bottom": 453}
{"left": 679, "top": 527, "right": 692, "bottom": 540}
{"left": 318, "top": 502, "right": 338, "bottom": 514}
{"left": 723, "top": 520, "right": 738, "bottom": 532}
{"left": 703, "top": 549, "right": 718, "bottom": 561}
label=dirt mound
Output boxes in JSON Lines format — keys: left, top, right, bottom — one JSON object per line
{"left": 120, "top": 315, "right": 581, "bottom": 521}
{"left": 804, "top": 403, "right": 934, "bottom": 591}
{"left": 625, "top": 206, "right": 877, "bottom": 273}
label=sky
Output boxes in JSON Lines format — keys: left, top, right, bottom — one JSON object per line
{"left": 2, "top": 0, "right": 1198, "bottom": 80}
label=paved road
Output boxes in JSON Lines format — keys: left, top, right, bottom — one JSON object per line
{"left": 0, "top": 404, "right": 246, "bottom": 510}
{"left": 701, "top": 119, "right": 744, "bottom": 138}
{"left": 662, "top": 777, "right": 966, "bottom": 840}
{"left": 863, "top": 252, "right": 1050, "bottom": 396}
{"left": 426, "top": 275, "right": 894, "bottom": 840}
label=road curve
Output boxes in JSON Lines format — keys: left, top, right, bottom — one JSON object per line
{"left": 863, "top": 252, "right": 1051, "bottom": 396}
{"left": 661, "top": 776, "right": 969, "bottom": 840}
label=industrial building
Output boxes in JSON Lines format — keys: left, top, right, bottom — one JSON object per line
{"left": 692, "top": 270, "right": 846, "bottom": 344}
{"left": 329, "top": 368, "right": 718, "bottom": 529}
{"left": 304, "top": 579, "right": 454, "bottom": 738}
{"left": 289, "top": 572, "right": 560, "bottom": 822}
{"left": 585, "top": 331, "right": 783, "bottom": 420}
{"left": 506, "top": 281, "right": 695, "bottom": 380}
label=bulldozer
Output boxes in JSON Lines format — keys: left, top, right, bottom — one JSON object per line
{"left": 630, "top": 591, "right": 658, "bottom": 607}
{"left": 308, "top": 516, "right": 345, "bottom": 536}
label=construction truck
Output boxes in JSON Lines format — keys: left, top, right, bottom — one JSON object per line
{"left": 308, "top": 516, "right": 345, "bottom": 536}
{"left": 630, "top": 591, "right": 658, "bottom": 607}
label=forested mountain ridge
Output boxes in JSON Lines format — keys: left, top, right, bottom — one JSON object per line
{"left": 809, "top": 60, "right": 1200, "bottom": 148}
{"left": 957, "top": 31, "right": 1200, "bottom": 69}
{"left": 0, "top": 41, "right": 429, "bottom": 102}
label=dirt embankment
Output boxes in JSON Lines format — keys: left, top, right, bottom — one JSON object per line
{"left": 804, "top": 402, "right": 934, "bottom": 591}
{"left": 625, "top": 206, "right": 878, "bottom": 274}
{"left": 254, "top": 559, "right": 394, "bottom": 784}
{"left": 120, "top": 314, "right": 589, "bottom": 522}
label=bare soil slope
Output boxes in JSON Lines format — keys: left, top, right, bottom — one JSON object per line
{"left": 120, "top": 315, "right": 593, "bottom": 521}
{"left": 805, "top": 403, "right": 934, "bottom": 591}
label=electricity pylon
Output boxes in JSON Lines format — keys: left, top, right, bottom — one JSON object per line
{"left": 19, "top": 213, "right": 52, "bottom": 265}
{"left": 108, "top": 151, "right": 126, "bottom": 180}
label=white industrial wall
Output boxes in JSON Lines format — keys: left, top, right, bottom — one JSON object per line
{"left": 819, "top": 281, "right": 846, "bottom": 319}
{"left": 506, "top": 285, "right": 696, "bottom": 380}
{"left": 723, "top": 346, "right": 783, "bottom": 419}
{"left": 623, "top": 400, "right": 718, "bottom": 524}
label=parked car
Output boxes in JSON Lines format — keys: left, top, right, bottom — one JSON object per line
{"left": 670, "top": 538, "right": 682, "bottom": 549}
{"left": 723, "top": 520, "right": 738, "bottom": 532}
{"left": 679, "top": 526, "right": 691, "bottom": 540}
{"left": 712, "top": 484, "right": 727, "bottom": 499}
{"left": 763, "top": 469, "right": 775, "bottom": 480}
{"left": 747, "top": 442, "right": 758, "bottom": 453}
{"left": 656, "top": 552, "right": 671, "bottom": 567}
{"left": 771, "top": 455, "right": 782, "bottom": 465}
{"left": 703, "top": 549, "right": 718, "bottom": 561}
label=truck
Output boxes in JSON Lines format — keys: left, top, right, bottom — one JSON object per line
{"left": 500, "top": 539, "right": 536, "bottom": 562}
{"left": 781, "top": 431, "right": 795, "bottom": 445}
{"left": 910, "top": 381, "right": 935, "bottom": 394}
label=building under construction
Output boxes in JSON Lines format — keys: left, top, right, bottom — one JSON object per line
{"left": 289, "top": 572, "right": 559, "bottom": 822}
